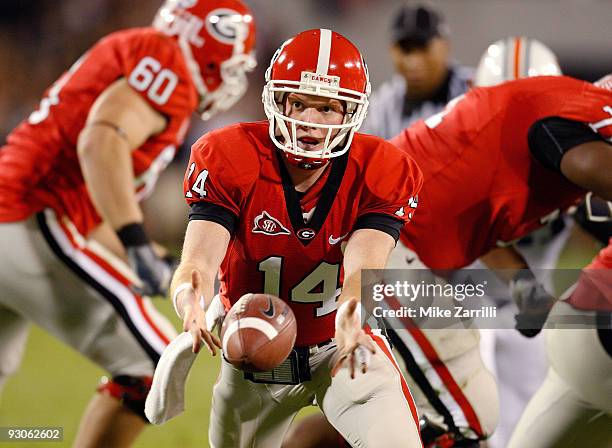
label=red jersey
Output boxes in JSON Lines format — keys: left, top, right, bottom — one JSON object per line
{"left": 566, "top": 238, "right": 612, "bottom": 312}
{"left": 0, "top": 28, "right": 197, "bottom": 236}
{"left": 392, "top": 76, "right": 612, "bottom": 269}
{"left": 185, "top": 122, "right": 422, "bottom": 346}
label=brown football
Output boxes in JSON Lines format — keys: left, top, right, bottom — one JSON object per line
{"left": 220, "top": 293, "right": 297, "bottom": 372}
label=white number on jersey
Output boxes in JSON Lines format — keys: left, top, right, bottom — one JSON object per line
{"left": 28, "top": 54, "right": 86, "bottom": 125}
{"left": 185, "top": 162, "right": 209, "bottom": 198}
{"left": 258, "top": 257, "right": 340, "bottom": 317}
{"left": 424, "top": 94, "right": 465, "bottom": 129}
{"left": 128, "top": 56, "right": 178, "bottom": 105}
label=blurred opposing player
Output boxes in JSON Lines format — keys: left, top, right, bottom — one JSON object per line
{"left": 0, "top": 0, "right": 255, "bottom": 446}
{"left": 508, "top": 239, "right": 612, "bottom": 447}
{"left": 171, "top": 29, "right": 424, "bottom": 447}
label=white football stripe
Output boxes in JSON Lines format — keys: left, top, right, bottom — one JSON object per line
{"left": 222, "top": 317, "right": 279, "bottom": 355}
{"left": 316, "top": 29, "right": 332, "bottom": 75}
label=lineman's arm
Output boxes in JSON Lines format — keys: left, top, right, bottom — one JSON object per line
{"left": 171, "top": 219, "right": 231, "bottom": 354}
{"left": 77, "top": 78, "right": 172, "bottom": 296}
{"left": 77, "top": 77, "right": 166, "bottom": 231}
{"left": 480, "top": 246, "right": 555, "bottom": 337}
{"left": 479, "top": 245, "right": 530, "bottom": 284}
{"left": 332, "top": 228, "right": 395, "bottom": 378}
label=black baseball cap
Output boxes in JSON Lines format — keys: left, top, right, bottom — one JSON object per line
{"left": 391, "top": 4, "right": 447, "bottom": 50}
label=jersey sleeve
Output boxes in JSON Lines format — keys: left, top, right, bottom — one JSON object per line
{"left": 358, "top": 139, "right": 423, "bottom": 227}
{"left": 116, "top": 30, "right": 197, "bottom": 120}
{"left": 183, "top": 127, "right": 259, "bottom": 221}
{"left": 558, "top": 79, "right": 612, "bottom": 141}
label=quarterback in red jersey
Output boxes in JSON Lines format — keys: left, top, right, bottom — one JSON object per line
{"left": 171, "top": 29, "right": 424, "bottom": 447}
{"left": 0, "top": 0, "right": 255, "bottom": 446}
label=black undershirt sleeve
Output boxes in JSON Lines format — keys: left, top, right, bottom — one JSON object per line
{"left": 354, "top": 213, "right": 404, "bottom": 243}
{"left": 528, "top": 116, "right": 606, "bottom": 173}
{"left": 188, "top": 202, "right": 238, "bottom": 235}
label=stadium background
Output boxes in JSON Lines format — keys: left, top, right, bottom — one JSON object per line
{"left": 0, "top": 0, "right": 608, "bottom": 446}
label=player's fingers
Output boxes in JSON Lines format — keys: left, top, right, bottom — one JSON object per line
{"left": 359, "top": 334, "right": 377, "bottom": 354}
{"left": 190, "top": 326, "right": 201, "bottom": 354}
{"left": 200, "top": 330, "right": 217, "bottom": 356}
{"left": 356, "top": 346, "right": 371, "bottom": 374}
{"left": 210, "top": 332, "right": 222, "bottom": 349}
{"left": 331, "top": 353, "right": 347, "bottom": 377}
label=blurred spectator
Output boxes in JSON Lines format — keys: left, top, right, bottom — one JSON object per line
{"left": 361, "top": 3, "right": 472, "bottom": 139}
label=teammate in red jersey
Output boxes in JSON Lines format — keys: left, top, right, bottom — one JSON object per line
{"left": 171, "top": 29, "right": 423, "bottom": 447}
{"left": 0, "top": 1, "right": 255, "bottom": 446}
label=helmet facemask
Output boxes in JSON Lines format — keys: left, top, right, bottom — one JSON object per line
{"left": 263, "top": 73, "right": 369, "bottom": 165}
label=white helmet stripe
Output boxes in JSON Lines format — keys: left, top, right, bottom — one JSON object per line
{"left": 523, "top": 37, "right": 531, "bottom": 78}
{"left": 316, "top": 29, "right": 332, "bottom": 75}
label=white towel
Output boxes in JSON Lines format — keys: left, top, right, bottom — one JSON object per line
{"left": 145, "top": 294, "right": 226, "bottom": 424}
{"left": 145, "top": 332, "right": 197, "bottom": 424}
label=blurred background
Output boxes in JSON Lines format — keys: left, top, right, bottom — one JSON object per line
{"left": 0, "top": 0, "right": 609, "bottom": 446}
{"left": 2, "top": 0, "right": 611, "bottom": 247}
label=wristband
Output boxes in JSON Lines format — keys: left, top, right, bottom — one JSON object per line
{"left": 172, "top": 283, "right": 206, "bottom": 317}
{"left": 335, "top": 300, "right": 362, "bottom": 329}
{"left": 116, "top": 222, "right": 150, "bottom": 247}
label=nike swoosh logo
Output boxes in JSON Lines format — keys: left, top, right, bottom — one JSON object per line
{"left": 328, "top": 233, "right": 349, "bottom": 245}
{"left": 262, "top": 297, "right": 275, "bottom": 317}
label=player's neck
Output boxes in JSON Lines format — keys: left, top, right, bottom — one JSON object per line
{"left": 283, "top": 159, "right": 329, "bottom": 193}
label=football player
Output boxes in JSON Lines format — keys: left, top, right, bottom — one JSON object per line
{"left": 283, "top": 55, "right": 612, "bottom": 448}
{"left": 508, "top": 235, "right": 612, "bottom": 448}
{"left": 0, "top": 0, "right": 255, "bottom": 446}
{"left": 171, "top": 29, "right": 424, "bottom": 448}
{"left": 386, "top": 71, "right": 612, "bottom": 447}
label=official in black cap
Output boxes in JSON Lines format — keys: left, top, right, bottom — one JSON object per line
{"left": 361, "top": 3, "right": 473, "bottom": 139}
{"left": 391, "top": 4, "right": 452, "bottom": 100}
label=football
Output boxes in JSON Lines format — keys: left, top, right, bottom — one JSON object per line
{"left": 220, "top": 293, "right": 297, "bottom": 371}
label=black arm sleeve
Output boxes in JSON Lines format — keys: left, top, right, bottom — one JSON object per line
{"left": 528, "top": 116, "right": 605, "bottom": 173}
{"left": 189, "top": 202, "right": 238, "bottom": 235}
{"left": 354, "top": 213, "right": 404, "bottom": 243}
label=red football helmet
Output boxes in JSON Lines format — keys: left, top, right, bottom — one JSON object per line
{"left": 263, "top": 29, "right": 371, "bottom": 168}
{"left": 153, "top": 0, "right": 256, "bottom": 120}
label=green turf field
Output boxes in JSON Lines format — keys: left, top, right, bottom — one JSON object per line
{"left": 0, "top": 299, "right": 318, "bottom": 448}
{"left": 0, "top": 226, "right": 602, "bottom": 447}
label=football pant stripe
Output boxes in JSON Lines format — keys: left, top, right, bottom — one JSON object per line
{"left": 316, "top": 29, "right": 332, "bottom": 75}
{"left": 367, "top": 328, "right": 423, "bottom": 445}
{"left": 383, "top": 295, "right": 484, "bottom": 437}
{"left": 387, "top": 328, "right": 461, "bottom": 434}
{"left": 37, "top": 210, "right": 172, "bottom": 363}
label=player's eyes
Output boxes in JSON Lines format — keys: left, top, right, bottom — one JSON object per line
{"left": 292, "top": 101, "right": 303, "bottom": 109}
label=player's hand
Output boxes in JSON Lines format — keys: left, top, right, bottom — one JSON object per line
{"left": 180, "top": 270, "right": 222, "bottom": 355}
{"left": 511, "top": 271, "right": 556, "bottom": 337}
{"left": 126, "top": 243, "right": 173, "bottom": 297}
{"left": 331, "top": 299, "right": 376, "bottom": 379}
{"left": 205, "top": 294, "right": 227, "bottom": 334}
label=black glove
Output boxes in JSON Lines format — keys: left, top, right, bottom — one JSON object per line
{"left": 117, "top": 223, "right": 172, "bottom": 297}
{"left": 510, "top": 270, "right": 556, "bottom": 337}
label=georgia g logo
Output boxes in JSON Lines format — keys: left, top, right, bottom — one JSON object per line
{"left": 206, "top": 8, "right": 248, "bottom": 44}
